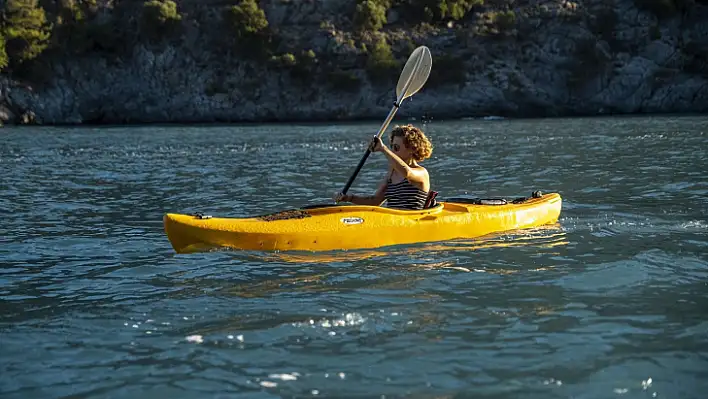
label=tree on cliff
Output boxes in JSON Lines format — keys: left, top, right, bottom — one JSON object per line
{"left": 398, "top": 0, "right": 483, "bottom": 22}
{"left": 223, "top": 0, "right": 269, "bottom": 39}
{"left": 0, "top": 34, "right": 7, "bottom": 69}
{"left": 222, "top": 0, "right": 270, "bottom": 57}
{"left": 354, "top": 0, "right": 388, "bottom": 31}
{"left": 0, "top": 0, "right": 51, "bottom": 71}
{"left": 140, "top": 0, "right": 182, "bottom": 42}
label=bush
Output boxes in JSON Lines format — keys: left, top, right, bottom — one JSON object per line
{"left": 141, "top": 0, "right": 182, "bottom": 41}
{"left": 354, "top": 0, "right": 388, "bottom": 31}
{"left": 493, "top": 10, "right": 515, "bottom": 30}
{"left": 301, "top": 49, "right": 316, "bottom": 64}
{"left": 402, "top": 0, "right": 483, "bottom": 22}
{"left": 223, "top": 0, "right": 269, "bottom": 39}
{"left": 474, "top": 10, "right": 516, "bottom": 37}
{"left": 271, "top": 52, "right": 297, "bottom": 67}
{"left": 221, "top": 0, "right": 271, "bottom": 57}
{"left": 2, "top": 0, "right": 52, "bottom": 69}
{"left": 269, "top": 50, "right": 319, "bottom": 84}
{"left": 143, "top": 0, "right": 181, "bottom": 24}
{"left": 51, "top": 0, "right": 105, "bottom": 54}
{"left": 57, "top": 0, "right": 84, "bottom": 25}
{"left": 441, "top": 0, "right": 482, "bottom": 20}
{"left": 365, "top": 36, "right": 400, "bottom": 82}
{"left": 281, "top": 53, "right": 297, "bottom": 66}
{"left": 0, "top": 35, "right": 8, "bottom": 70}
{"left": 55, "top": 0, "right": 98, "bottom": 24}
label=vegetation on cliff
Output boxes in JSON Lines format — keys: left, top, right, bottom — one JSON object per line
{"left": 0, "top": 0, "right": 700, "bottom": 85}
{"left": 0, "top": 0, "right": 705, "bottom": 124}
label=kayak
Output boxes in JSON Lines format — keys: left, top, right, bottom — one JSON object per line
{"left": 164, "top": 192, "right": 562, "bottom": 253}
{"left": 163, "top": 191, "right": 562, "bottom": 254}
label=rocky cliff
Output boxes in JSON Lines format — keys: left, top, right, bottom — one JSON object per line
{"left": 1, "top": 0, "right": 706, "bottom": 125}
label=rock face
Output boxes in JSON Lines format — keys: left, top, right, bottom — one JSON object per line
{"left": 1, "top": 0, "right": 706, "bottom": 125}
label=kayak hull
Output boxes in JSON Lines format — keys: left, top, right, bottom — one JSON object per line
{"left": 163, "top": 192, "right": 562, "bottom": 254}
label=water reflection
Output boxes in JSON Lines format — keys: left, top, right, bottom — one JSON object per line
{"left": 207, "top": 226, "right": 569, "bottom": 302}
{"left": 244, "top": 224, "right": 568, "bottom": 266}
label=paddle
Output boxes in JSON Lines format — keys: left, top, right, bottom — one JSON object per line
{"left": 340, "top": 45, "right": 433, "bottom": 196}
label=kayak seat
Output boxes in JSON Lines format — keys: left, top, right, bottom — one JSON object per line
{"left": 424, "top": 190, "right": 438, "bottom": 209}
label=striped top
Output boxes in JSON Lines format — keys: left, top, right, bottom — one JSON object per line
{"left": 384, "top": 178, "right": 429, "bottom": 210}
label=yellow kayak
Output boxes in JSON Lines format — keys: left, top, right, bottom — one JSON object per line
{"left": 163, "top": 192, "right": 562, "bottom": 254}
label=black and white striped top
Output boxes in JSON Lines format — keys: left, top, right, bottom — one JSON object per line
{"left": 384, "top": 178, "right": 429, "bottom": 210}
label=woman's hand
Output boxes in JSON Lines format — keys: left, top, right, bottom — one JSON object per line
{"left": 333, "top": 192, "right": 352, "bottom": 203}
{"left": 368, "top": 136, "right": 385, "bottom": 153}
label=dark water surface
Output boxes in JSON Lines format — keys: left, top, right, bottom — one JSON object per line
{"left": 1, "top": 115, "right": 707, "bottom": 398}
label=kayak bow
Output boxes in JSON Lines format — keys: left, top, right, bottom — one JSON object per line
{"left": 163, "top": 192, "right": 562, "bottom": 254}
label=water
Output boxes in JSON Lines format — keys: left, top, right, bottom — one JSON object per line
{"left": 1, "top": 115, "right": 707, "bottom": 398}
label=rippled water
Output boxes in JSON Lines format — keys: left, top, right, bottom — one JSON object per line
{"left": 1, "top": 116, "right": 707, "bottom": 398}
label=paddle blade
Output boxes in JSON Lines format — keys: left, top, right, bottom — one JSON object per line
{"left": 395, "top": 46, "right": 432, "bottom": 100}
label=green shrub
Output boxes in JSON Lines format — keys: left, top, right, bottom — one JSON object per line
{"left": 221, "top": 0, "right": 271, "bottom": 57}
{"left": 354, "top": 0, "right": 388, "bottom": 31}
{"left": 403, "top": 0, "right": 483, "bottom": 22}
{"left": 474, "top": 10, "right": 516, "bottom": 37}
{"left": 0, "top": 35, "right": 8, "bottom": 70}
{"left": 55, "top": 0, "right": 98, "bottom": 23}
{"left": 2, "top": 0, "right": 51, "bottom": 68}
{"left": 493, "top": 10, "right": 515, "bottom": 30}
{"left": 365, "top": 36, "right": 399, "bottom": 82}
{"left": 301, "top": 49, "right": 316, "bottom": 63}
{"left": 271, "top": 52, "right": 297, "bottom": 67}
{"left": 57, "top": 0, "right": 85, "bottom": 25}
{"left": 294, "top": 49, "right": 318, "bottom": 74}
{"left": 141, "top": 0, "right": 182, "bottom": 41}
{"left": 222, "top": 0, "right": 269, "bottom": 39}
{"left": 441, "top": 0, "right": 481, "bottom": 20}
{"left": 269, "top": 50, "right": 319, "bottom": 84}
{"left": 51, "top": 0, "right": 102, "bottom": 54}
{"left": 143, "top": 0, "right": 181, "bottom": 24}
{"left": 281, "top": 53, "right": 296, "bottom": 66}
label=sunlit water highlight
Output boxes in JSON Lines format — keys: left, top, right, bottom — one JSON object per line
{"left": 1, "top": 115, "right": 707, "bottom": 398}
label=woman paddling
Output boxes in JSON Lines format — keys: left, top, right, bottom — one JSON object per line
{"left": 334, "top": 124, "right": 435, "bottom": 210}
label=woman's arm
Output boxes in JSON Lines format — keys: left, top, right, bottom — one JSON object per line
{"left": 347, "top": 192, "right": 385, "bottom": 206}
{"left": 335, "top": 168, "right": 390, "bottom": 206}
{"left": 374, "top": 139, "right": 429, "bottom": 189}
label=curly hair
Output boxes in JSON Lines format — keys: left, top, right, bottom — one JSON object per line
{"left": 389, "top": 124, "right": 433, "bottom": 161}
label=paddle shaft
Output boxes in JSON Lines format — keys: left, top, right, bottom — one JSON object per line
{"left": 341, "top": 103, "right": 401, "bottom": 194}
{"left": 340, "top": 57, "right": 421, "bottom": 195}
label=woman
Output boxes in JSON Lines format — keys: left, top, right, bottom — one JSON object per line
{"left": 334, "top": 124, "right": 434, "bottom": 210}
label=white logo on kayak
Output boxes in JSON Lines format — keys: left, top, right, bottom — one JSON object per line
{"left": 341, "top": 217, "right": 364, "bottom": 225}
